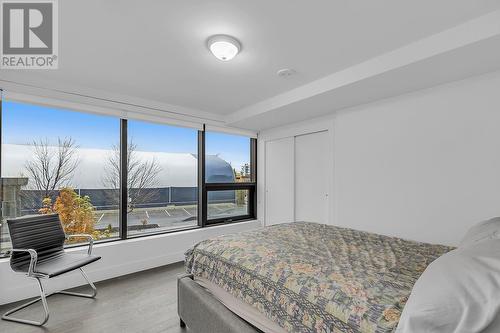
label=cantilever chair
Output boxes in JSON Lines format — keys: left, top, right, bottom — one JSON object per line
{"left": 2, "top": 214, "right": 101, "bottom": 326}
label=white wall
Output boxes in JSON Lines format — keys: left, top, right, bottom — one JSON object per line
{"left": 259, "top": 70, "right": 500, "bottom": 246}
{"left": 0, "top": 220, "right": 260, "bottom": 305}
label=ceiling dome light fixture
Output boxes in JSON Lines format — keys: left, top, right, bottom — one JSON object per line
{"left": 207, "top": 35, "right": 241, "bottom": 61}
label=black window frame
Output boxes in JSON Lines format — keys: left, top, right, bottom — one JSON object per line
{"left": 0, "top": 94, "right": 257, "bottom": 257}
{"left": 201, "top": 134, "right": 257, "bottom": 226}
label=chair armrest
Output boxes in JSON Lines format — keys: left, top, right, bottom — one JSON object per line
{"left": 66, "top": 234, "right": 94, "bottom": 255}
{"left": 9, "top": 248, "right": 38, "bottom": 276}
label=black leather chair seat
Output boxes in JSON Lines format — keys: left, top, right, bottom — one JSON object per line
{"left": 15, "top": 253, "right": 101, "bottom": 278}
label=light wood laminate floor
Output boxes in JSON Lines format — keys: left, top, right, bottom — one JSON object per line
{"left": 0, "top": 262, "right": 189, "bottom": 333}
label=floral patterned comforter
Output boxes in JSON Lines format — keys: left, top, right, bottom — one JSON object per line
{"left": 185, "top": 222, "right": 453, "bottom": 333}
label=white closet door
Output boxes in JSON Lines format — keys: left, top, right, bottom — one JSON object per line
{"left": 295, "top": 131, "right": 329, "bottom": 224}
{"left": 265, "top": 137, "right": 294, "bottom": 225}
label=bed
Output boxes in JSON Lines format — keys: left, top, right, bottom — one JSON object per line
{"left": 178, "top": 222, "right": 455, "bottom": 333}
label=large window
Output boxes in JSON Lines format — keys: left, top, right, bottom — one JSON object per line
{"left": 0, "top": 97, "right": 256, "bottom": 256}
{"left": 203, "top": 131, "right": 256, "bottom": 224}
{"left": 0, "top": 100, "right": 120, "bottom": 254}
{"left": 126, "top": 120, "right": 198, "bottom": 236}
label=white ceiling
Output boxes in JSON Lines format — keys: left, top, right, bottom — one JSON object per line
{"left": 1, "top": 0, "right": 500, "bottom": 130}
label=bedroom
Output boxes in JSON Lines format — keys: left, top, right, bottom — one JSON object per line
{"left": 1, "top": 1, "right": 500, "bottom": 332}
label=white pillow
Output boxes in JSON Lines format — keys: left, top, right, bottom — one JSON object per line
{"left": 396, "top": 240, "right": 500, "bottom": 333}
{"left": 459, "top": 217, "right": 500, "bottom": 248}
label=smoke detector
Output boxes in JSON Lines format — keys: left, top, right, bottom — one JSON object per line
{"left": 277, "top": 68, "right": 296, "bottom": 78}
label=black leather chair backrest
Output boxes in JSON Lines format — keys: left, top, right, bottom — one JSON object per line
{"left": 7, "top": 214, "right": 66, "bottom": 270}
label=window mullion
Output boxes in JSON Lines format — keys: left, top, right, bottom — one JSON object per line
{"left": 198, "top": 126, "right": 207, "bottom": 227}
{"left": 250, "top": 137, "right": 257, "bottom": 219}
{"left": 119, "top": 119, "right": 128, "bottom": 239}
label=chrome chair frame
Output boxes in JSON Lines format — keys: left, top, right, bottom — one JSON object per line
{"left": 2, "top": 234, "right": 97, "bottom": 326}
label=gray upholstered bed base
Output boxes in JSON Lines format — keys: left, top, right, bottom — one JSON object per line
{"left": 177, "top": 274, "right": 261, "bottom": 333}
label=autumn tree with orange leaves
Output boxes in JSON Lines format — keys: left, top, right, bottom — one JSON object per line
{"left": 39, "top": 187, "right": 110, "bottom": 241}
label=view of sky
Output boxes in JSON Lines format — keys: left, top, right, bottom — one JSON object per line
{"left": 2, "top": 101, "right": 250, "bottom": 171}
